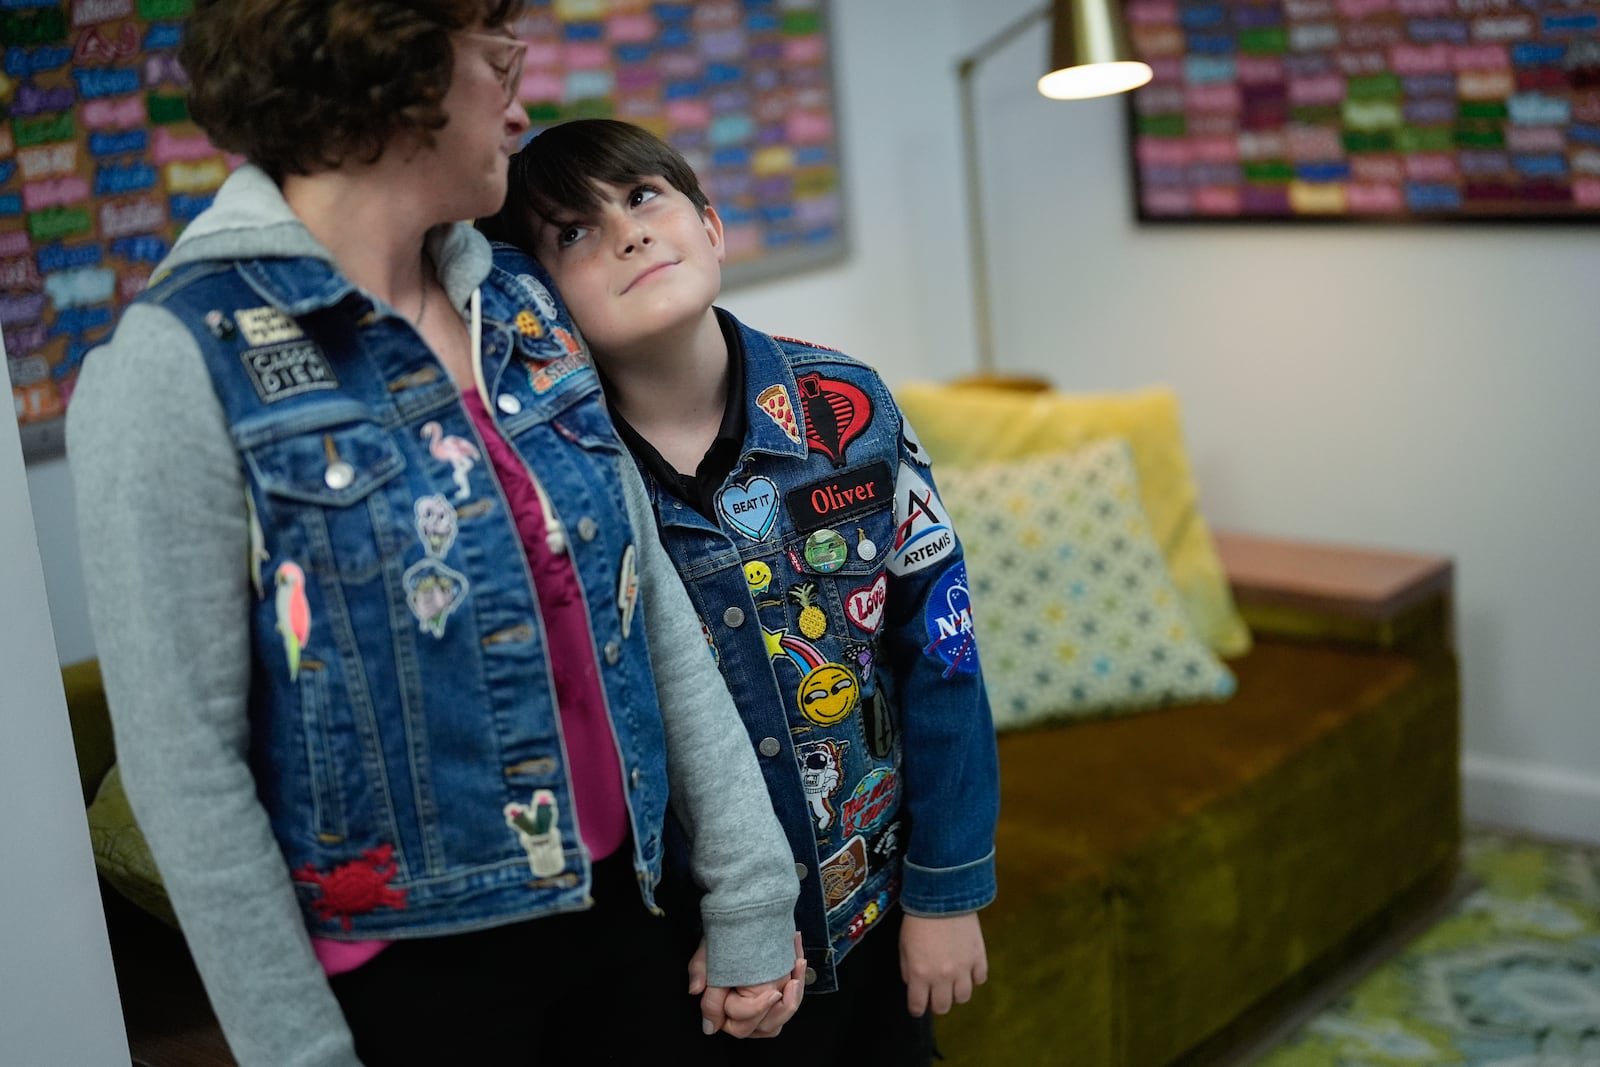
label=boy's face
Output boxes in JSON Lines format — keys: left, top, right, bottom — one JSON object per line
{"left": 530, "top": 176, "right": 724, "bottom": 360}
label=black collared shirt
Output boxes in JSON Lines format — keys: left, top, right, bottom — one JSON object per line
{"left": 603, "top": 308, "right": 747, "bottom": 522}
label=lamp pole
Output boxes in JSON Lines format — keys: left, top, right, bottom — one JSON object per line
{"left": 957, "top": 5, "right": 1048, "bottom": 376}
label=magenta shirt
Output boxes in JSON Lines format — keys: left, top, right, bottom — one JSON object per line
{"left": 313, "top": 390, "right": 629, "bottom": 976}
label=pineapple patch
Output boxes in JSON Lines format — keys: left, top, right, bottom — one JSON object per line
{"left": 789, "top": 583, "right": 830, "bottom": 638}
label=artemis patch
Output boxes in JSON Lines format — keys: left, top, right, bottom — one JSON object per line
{"left": 239, "top": 341, "right": 338, "bottom": 402}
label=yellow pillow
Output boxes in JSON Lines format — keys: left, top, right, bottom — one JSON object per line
{"left": 895, "top": 381, "right": 1251, "bottom": 657}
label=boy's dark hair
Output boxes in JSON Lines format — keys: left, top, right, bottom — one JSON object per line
{"left": 182, "top": 0, "right": 523, "bottom": 180}
{"left": 479, "top": 119, "right": 710, "bottom": 248}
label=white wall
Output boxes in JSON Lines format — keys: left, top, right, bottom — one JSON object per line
{"left": 746, "top": 0, "right": 1600, "bottom": 843}
{"left": 1, "top": 393, "right": 128, "bottom": 1059}
{"left": 20, "top": 0, "right": 1596, "bottom": 850}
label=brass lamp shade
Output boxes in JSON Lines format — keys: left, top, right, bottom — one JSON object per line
{"left": 1037, "top": 0, "right": 1153, "bottom": 99}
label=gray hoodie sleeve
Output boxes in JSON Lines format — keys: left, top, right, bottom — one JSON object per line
{"left": 68, "top": 304, "right": 361, "bottom": 1067}
{"left": 617, "top": 459, "right": 800, "bottom": 988}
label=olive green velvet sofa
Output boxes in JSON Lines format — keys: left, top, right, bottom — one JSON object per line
{"left": 933, "top": 531, "right": 1460, "bottom": 1066}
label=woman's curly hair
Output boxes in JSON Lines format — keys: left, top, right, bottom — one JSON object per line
{"left": 182, "top": 0, "right": 523, "bottom": 179}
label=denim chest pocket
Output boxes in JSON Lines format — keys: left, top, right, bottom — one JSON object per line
{"left": 245, "top": 418, "right": 408, "bottom": 585}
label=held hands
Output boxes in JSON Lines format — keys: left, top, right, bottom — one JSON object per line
{"left": 900, "top": 912, "right": 989, "bottom": 1017}
{"left": 688, "top": 932, "right": 807, "bottom": 1039}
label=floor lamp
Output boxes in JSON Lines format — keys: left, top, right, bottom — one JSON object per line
{"left": 957, "top": 0, "right": 1153, "bottom": 385}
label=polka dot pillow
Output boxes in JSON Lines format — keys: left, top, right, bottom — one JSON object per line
{"left": 938, "top": 437, "right": 1236, "bottom": 730}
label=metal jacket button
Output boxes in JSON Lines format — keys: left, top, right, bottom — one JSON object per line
{"left": 324, "top": 461, "right": 354, "bottom": 490}
{"left": 758, "top": 737, "right": 781, "bottom": 757}
{"left": 604, "top": 641, "right": 621, "bottom": 665}
{"left": 794, "top": 862, "right": 808, "bottom": 880}
{"left": 723, "top": 606, "right": 745, "bottom": 628}
{"left": 630, "top": 767, "right": 642, "bottom": 790}
{"left": 803, "top": 967, "right": 817, "bottom": 986}
{"left": 497, "top": 394, "right": 522, "bottom": 415}
{"left": 577, "top": 516, "right": 598, "bottom": 542}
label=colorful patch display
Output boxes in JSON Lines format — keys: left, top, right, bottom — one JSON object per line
{"left": 504, "top": 789, "right": 564, "bottom": 878}
{"left": 718, "top": 476, "right": 780, "bottom": 540}
{"left": 239, "top": 341, "right": 339, "bottom": 403}
{"left": 784, "top": 460, "right": 892, "bottom": 533}
{"left": 756, "top": 384, "right": 803, "bottom": 445}
{"left": 796, "top": 737, "right": 850, "bottom": 830}
{"left": 403, "top": 557, "right": 469, "bottom": 639}
{"left": 617, "top": 544, "right": 639, "bottom": 641}
{"left": 844, "top": 573, "right": 888, "bottom": 634}
{"left": 923, "top": 562, "right": 980, "bottom": 677}
{"left": 803, "top": 528, "right": 849, "bottom": 573}
{"left": 888, "top": 463, "right": 956, "bottom": 576}
{"left": 796, "top": 372, "right": 872, "bottom": 468}
{"left": 840, "top": 767, "right": 899, "bottom": 838}
{"left": 420, "top": 421, "right": 481, "bottom": 502}
{"left": 274, "top": 561, "right": 310, "bottom": 680}
{"left": 293, "top": 844, "right": 408, "bottom": 931}
{"left": 414, "top": 494, "right": 458, "bottom": 557}
{"left": 819, "top": 834, "right": 869, "bottom": 912}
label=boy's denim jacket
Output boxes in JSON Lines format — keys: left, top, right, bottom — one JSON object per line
{"left": 135, "top": 244, "right": 673, "bottom": 937}
{"left": 636, "top": 311, "right": 1001, "bottom": 991}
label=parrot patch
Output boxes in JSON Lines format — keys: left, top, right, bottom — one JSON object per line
{"left": 274, "top": 561, "right": 311, "bottom": 680}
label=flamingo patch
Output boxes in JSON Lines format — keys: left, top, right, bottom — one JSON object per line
{"left": 420, "top": 422, "right": 480, "bottom": 502}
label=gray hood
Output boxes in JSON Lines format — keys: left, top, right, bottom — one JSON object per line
{"left": 155, "top": 164, "right": 493, "bottom": 308}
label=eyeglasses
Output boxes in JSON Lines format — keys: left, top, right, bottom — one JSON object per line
{"left": 459, "top": 31, "right": 528, "bottom": 106}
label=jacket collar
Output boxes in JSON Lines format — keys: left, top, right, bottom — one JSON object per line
{"left": 727, "top": 310, "right": 809, "bottom": 462}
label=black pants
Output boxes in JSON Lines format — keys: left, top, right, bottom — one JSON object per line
{"left": 682, "top": 905, "right": 939, "bottom": 1067}
{"left": 330, "top": 850, "right": 701, "bottom": 1065}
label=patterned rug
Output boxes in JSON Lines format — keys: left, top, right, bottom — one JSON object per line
{"left": 1254, "top": 829, "right": 1600, "bottom": 1067}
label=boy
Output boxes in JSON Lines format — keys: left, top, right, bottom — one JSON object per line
{"left": 482, "top": 119, "right": 998, "bottom": 1063}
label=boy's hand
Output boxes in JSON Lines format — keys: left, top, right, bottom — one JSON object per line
{"left": 688, "top": 933, "right": 807, "bottom": 1038}
{"left": 900, "top": 912, "right": 988, "bottom": 1017}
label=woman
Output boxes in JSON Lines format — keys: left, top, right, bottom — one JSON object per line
{"left": 69, "top": 2, "right": 801, "bottom": 1063}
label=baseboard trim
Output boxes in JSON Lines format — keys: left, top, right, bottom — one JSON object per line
{"left": 1463, "top": 754, "right": 1600, "bottom": 846}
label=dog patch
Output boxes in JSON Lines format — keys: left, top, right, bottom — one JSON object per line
{"left": 796, "top": 372, "right": 872, "bottom": 468}
{"left": 718, "top": 476, "right": 779, "bottom": 540}
{"left": 785, "top": 460, "right": 892, "bottom": 534}
{"left": 887, "top": 463, "right": 955, "bottom": 576}
{"left": 239, "top": 340, "right": 337, "bottom": 403}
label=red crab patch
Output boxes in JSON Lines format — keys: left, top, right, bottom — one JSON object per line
{"left": 294, "top": 844, "right": 408, "bottom": 931}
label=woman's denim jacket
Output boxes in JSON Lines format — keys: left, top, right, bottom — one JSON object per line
{"left": 638, "top": 313, "right": 1000, "bottom": 991}
{"left": 135, "top": 247, "right": 671, "bottom": 938}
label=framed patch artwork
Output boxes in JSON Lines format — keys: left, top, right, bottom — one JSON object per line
{"left": 1124, "top": 0, "right": 1600, "bottom": 221}
{"left": 2, "top": 0, "right": 848, "bottom": 461}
